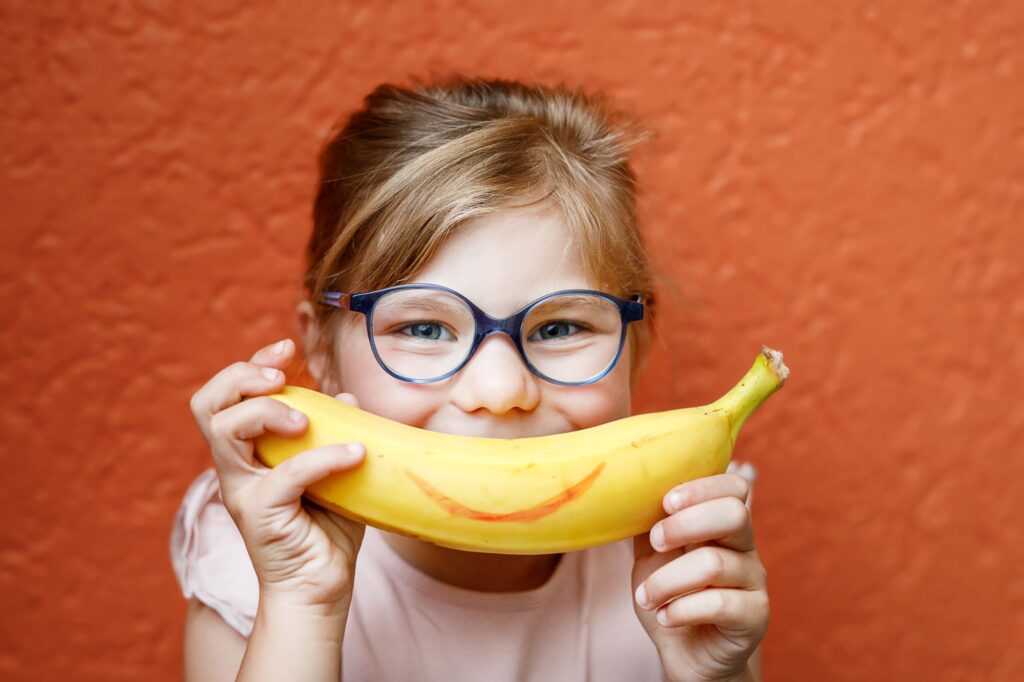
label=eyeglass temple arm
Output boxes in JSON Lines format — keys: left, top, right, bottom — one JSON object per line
{"left": 318, "top": 291, "right": 351, "bottom": 309}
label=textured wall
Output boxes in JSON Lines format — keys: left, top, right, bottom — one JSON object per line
{"left": 2, "top": 2, "right": 1022, "bottom": 680}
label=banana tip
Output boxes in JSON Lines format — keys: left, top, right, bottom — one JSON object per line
{"left": 760, "top": 345, "right": 790, "bottom": 383}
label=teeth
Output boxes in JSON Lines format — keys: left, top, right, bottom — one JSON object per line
{"left": 255, "top": 347, "right": 788, "bottom": 555}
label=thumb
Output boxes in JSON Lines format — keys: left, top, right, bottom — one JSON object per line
{"left": 259, "top": 443, "right": 365, "bottom": 509}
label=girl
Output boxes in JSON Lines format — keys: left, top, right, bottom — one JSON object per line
{"left": 172, "top": 76, "right": 768, "bottom": 681}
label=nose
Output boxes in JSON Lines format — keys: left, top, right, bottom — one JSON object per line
{"left": 449, "top": 332, "right": 540, "bottom": 415}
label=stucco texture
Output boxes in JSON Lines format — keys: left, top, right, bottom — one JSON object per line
{"left": 1, "top": 2, "right": 1022, "bottom": 680}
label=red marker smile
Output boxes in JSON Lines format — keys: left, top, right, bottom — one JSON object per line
{"left": 404, "top": 462, "right": 607, "bottom": 522}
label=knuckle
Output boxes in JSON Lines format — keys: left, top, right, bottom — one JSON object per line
{"left": 644, "top": 574, "right": 665, "bottom": 605}
{"left": 700, "top": 547, "right": 727, "bottom": 581}
{"left": 746, "top": 589, "right": 770, "bottom": 633}
{"left": 728, "top": 473, "right": 750, "bottom": 500}
{"left": 724, "top": 496, "right": 749, "bottom": 529}
{"left": 229, "top": 360, "right": 251, "bottom": 374}
{"left": 708, "top": 589, "right": 729, "bottom": 618}
{"left": 228, "top": 360, "right": 258, "bottom": 384}
{"left": 756, "top": 589, "right": 770, "bottom": 618}
{"left": 207, "top": 412, "right": 231, "bottom": 442}
{"left": 189, "top": 390, "right": 205, "bottom": 417}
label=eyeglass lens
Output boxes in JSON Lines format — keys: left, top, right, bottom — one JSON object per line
{"left": 368, "top": 289, "right": 624, "bottom": 383}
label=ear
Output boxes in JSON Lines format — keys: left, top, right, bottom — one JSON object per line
{"left": 296, "top": 299, "right": 330, "bottom": 391}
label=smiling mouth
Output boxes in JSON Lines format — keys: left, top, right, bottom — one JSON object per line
{"left": 403, "top": 463, "right": 606, "bottom": 522}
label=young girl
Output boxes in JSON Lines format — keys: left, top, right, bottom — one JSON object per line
{"left": 172, "top": 76, "right": 767, "bottom": 681}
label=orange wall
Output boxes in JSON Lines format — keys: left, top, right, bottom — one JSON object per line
{"left": 2, "top": 2, "right": 1022, "bottom": 680}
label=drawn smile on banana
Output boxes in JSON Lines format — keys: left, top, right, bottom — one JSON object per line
{"left": 403, "top": 463, "right": 606, "bottom": 522}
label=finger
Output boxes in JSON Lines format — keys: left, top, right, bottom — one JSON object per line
{"left": 248, "top": 337, "right": 295, "bottom": 366}
{"left": 662, "top": 473, "right": 750, "bottom": 515}
{"left": 650, "top": 496, "right": 754, "bottom": 553}
{"left": 206, "top": 396, "right": 310, "bottom": 478}
{"left": 190, "top": 349, "right": 290, "bottom": 435}
{"left": 256, "top": 443, "right": 366, "bottom": 509}
{"left": 632, "top": 532, "right": 681, "bottom": 591}
{"left": 636, "top": 546, "right": 765, "bottom": 611}
{"left": 655, "top": 587, "right": 770, "bottom": 634}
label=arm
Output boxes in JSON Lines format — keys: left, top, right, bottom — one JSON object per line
{"left": 184, "top": 599, "right": 246, "bottom": 682}
{"left": 183, "top": 596, "right": 350, "bottom": 682}
{"left": 236, "top": 594, "right": 349, "bottom": 682}
{"left": 186, "top": 339, "right": 367, "bottom": 681}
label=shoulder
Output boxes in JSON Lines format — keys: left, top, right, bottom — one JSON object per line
{"left": 170, "top": 468, "right": 258, "bottom": 639}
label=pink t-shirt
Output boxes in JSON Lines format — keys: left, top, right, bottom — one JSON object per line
{"left": 170, "top": 462, "right": 756, "bottom": 681}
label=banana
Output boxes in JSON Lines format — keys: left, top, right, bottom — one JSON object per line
{"left": 254, "top": 346, "right": 789, "bottom": 555}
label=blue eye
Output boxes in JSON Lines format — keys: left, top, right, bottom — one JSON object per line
{"left": 529, "top": 321, "right": 583, "bottom": 341}
{"left": 400, "top": 321, "right": 453, "bottom": 341}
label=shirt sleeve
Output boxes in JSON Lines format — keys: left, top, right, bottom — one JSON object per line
{"left": 725, "top": 460, "right": 757, "bottom": 509}
{"left": 169, "top": 468, "right": 258, "bottom": 638}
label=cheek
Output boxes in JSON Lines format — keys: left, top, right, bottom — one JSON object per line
{"left": 333, "top": 321, "right": 385, "bottom": 397}
{"left": 554, "top": 357, "right": 634, "bottom": 428}
{"left": 335, "top": 326, "right": 442, "bottom": 426}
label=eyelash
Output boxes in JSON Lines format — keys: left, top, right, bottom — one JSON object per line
{"left": 395, "top": 321, "right": 456, "bottom": 341}
{"left": 391, "top": 319, "right": 593, "bottom": 341}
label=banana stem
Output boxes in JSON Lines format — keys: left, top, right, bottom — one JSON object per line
{"left": 709, "top": 346, "right": 790, "bottom": 444}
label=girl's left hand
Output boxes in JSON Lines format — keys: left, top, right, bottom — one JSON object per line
{"left": 631, "top": 473, "right": 768, "bottom": 682}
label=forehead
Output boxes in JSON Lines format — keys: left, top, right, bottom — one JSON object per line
{"left": 410, "top": 203, "right": 595, "bottom": 317}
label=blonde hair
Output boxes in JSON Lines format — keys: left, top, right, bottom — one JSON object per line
{"left": 304, "top": 74, "right": 658, "bottom": 391}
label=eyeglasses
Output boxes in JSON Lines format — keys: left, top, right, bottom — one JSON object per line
{"left": 318, "top": 283, "right": 644, "bottom": 386}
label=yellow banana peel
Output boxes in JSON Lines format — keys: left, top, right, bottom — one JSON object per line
{"left": 254, "top": 346, "right": 789, "bottom": 554}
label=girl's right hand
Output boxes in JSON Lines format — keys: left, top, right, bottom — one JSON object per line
{"left": 189, "top": 338, "right": 367, "bottom": 610}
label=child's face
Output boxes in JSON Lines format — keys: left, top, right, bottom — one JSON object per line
{"left": 317, "top": 202, "right": 633, "bottom": 436}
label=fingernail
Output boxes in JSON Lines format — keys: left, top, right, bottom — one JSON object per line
{"left": 635, "top": 583, "right": 649, "bottom": 609}
{"left": 347, "top": 443, "right": 364, "bottom": 456}
{"left": 650, "top": 524, "right": 665, "bottom": 551}
{"left": 288, "top": 409, "right": 305, "bottom": 424}
{"left": 666, "top": 492, "right": 682, "bottom": 512}
{"left": 272, "top": 339, "right": 288, "bottom": 354}
{"left": 262, "top": 367, "right": 281, "bottom": 381}
{"left": 657, "top": 608, "right": 669, "bottom": 626}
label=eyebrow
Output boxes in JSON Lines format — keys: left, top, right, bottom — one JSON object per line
{"left": 385, "top": 292, "right": 608, "bottom": 319}
{"left": 387, "top": 298, "right": 468, "bottom": 318}
{"left": 529, "top": 295, "right": 608, "bottom": 312}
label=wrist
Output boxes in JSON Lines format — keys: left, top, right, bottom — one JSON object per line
{"left": 237, "top": 592, "right": 349, "bottom": 682}
{"left": 258, "top": 582, "right": 353, "bottom": 619}
{"left": 259, "top": 588, "right": 351, "bottom": 623}
{"left": 666, "top": 666, "right": 753, "bottom": 682}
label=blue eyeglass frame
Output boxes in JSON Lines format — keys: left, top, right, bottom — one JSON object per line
{"left": 318, "top": 283, "right": 645, "bottom": 386}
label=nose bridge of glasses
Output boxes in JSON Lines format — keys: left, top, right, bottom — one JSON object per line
{"left": 475, "top": 309, "right": 523, "bottom": 342}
